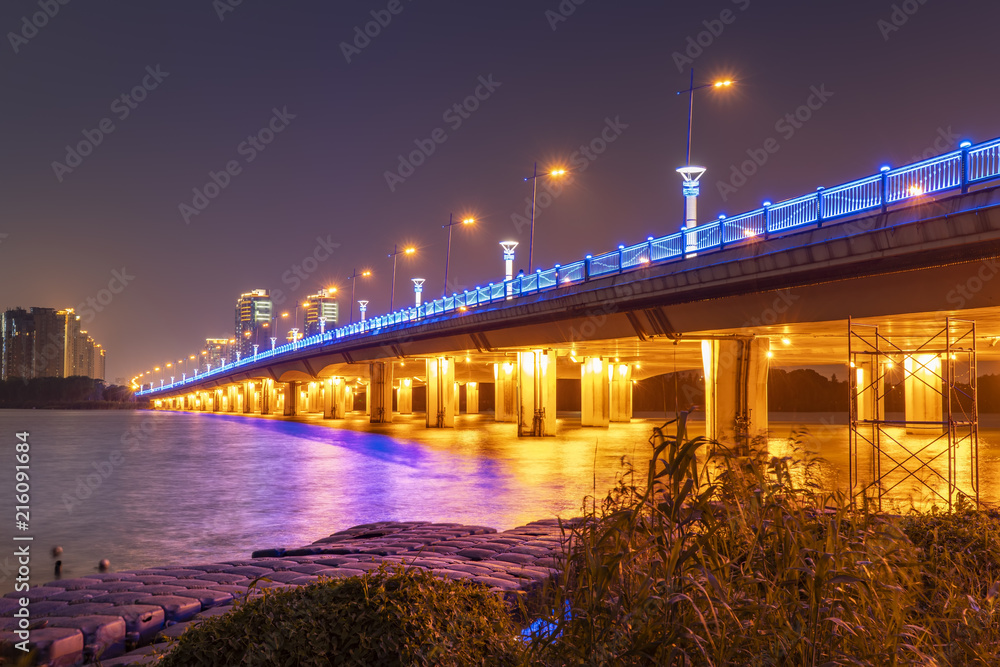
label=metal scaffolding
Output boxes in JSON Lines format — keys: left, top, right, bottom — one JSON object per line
{"left": 848, "top": 317, "right": 978, "bottom": 511}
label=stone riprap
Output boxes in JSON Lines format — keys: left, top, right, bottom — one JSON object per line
{"left": 0, "top": 519, "right": 571, "bottom": 666}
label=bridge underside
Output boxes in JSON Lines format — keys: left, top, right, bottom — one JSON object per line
{"left": 151, "top": 186, "right": 1000, "bottom": 443}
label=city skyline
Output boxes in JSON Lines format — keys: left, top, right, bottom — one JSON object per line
{"left": 2, "top": 1, "right": 999, "bottom": 380}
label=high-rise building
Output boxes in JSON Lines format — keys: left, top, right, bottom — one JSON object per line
{"left": 304, "top": 289, "right": 339, "bottom": 336}
{"left": 204, "top": 338, "right": 234, "bottom": 368}
{"left": 1, "top": 307, "right": 106, "bottom": 381}
{"left": 31, "top": 308, "right": 66, "bottom": 379}
{"left": 1, "top": 308, "right": 34, "bottom": 380}
{"left": 234, "top": 289, "right": 272, "bottom": 359}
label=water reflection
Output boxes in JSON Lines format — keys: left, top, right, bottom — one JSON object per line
{"left": 0, "top": 409, "right": 996, "bottom": 594}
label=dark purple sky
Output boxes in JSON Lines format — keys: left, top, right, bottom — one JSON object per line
{"left": 1, "top": 0, "right": 998, "bottom": 382}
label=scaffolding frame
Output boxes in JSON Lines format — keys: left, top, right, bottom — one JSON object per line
{"left": 848, "top": 317, "right": 979, "bottom": 511}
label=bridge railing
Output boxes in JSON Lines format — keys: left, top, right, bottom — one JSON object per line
{"left": 139, "top": 134, "right": 1000, "bottom": 397}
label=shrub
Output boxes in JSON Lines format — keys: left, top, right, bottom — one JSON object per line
{"left": 521, "top": 416, "right": 971, "bottom": 666}
{"left": 157, "top": 567, "right": 522, "bottom": 666}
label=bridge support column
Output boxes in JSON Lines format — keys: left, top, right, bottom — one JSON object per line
{"left": 518, "top": 350, "right": 556, "bottom": 437}
{"left": 260, "top": 380, "right": 273, "bottom": 415}
{"left": 397, "top": 378, "right": 413, "bottom": 414}
{"left": 855, "top": 360, "right": 883, "bottom": 423}
{"left": 425, "top": 358, "right": 455, "bottom": 428}
{"left": 307, "top": 381, "right": 321, "bottom": 413}
{"left": 283, "top": 381, "right": 298, "bottom": 417}
{"left": 581, "top": 357, "right": 609, "bottom": 427}
{"left": 702, "top": 338, "right": 769, "bottom": 448}
{"left": 454, "top": 382, "right": 461, "bottom": 416}
{"left": 324, "top": 378, "right": 349, "bottom": 419}
{"left": 610, "top": 362, "right": 633, "bottom": 423}
{"left": 370, "top": 362, "right": 393, "bottom": 424}
{"left": 904, "top": 354, "right": 943, "bottom": 434}
{"left": 214, "top": 390, "right": 223, "bottom": 413}
{"left": 494, "top": 361, "right": 517, "bottom": 423}
{"left": 466, "top": 382, "right": 479, "bottom": 414}
{"left": 243, "top": 383, "right": 253, "bottom": 414}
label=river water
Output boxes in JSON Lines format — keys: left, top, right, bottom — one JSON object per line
{"left": 0, "top": 409, "right": 997, "bottom": 593}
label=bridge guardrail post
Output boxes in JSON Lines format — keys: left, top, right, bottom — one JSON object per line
{"left": 961, "top": 141, "right": 971, "bottom": 194}
{"left": 880, "top": 166, "right": 889, "bottom": 213}
{"left": 584, "top": 254, "right": 592, "bottom": 281}
{"left": 762, "top": 203, "right": 771, "bottom": 240}
{"left": 554, "top": 264, "right": 560, "bottom": 286}
{"left": 618, "top": 245, "right": 625, "bottom": 274}
{"left": 816, "top": 187, "right": 825, "bottom": 227}
{"left": 646, "top": 236, "right": 654, "bottom": 263}
{"left": 718, "top": 216, "right": 726, "bottom": 250}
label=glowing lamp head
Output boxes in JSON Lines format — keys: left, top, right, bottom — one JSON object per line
{"left": 549, "top": 168, "right": 567, "bottom": 177}
{"left": 404, "top": 247, "right": 415, "bottom": 255}
{"left": 462, "top": 217, "right": 475, "bottom": 225}
{"left": 909, "top": 185, "right": 924, "bottom": 196}
{"left": 714, "top": 80, "right": 733, "bottom": 87}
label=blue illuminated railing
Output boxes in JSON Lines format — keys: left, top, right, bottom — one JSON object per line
{"left": 139, "top": 136, "right": 1000, "bottom": 396}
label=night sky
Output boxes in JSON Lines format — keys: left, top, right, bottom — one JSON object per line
{"left": 1, "top": 0, "right": 998, "bottom": 382}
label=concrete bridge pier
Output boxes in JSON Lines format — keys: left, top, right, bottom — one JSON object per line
{"left": 243, "top": 382, "right": 254, "bottom": 414}
{"left": 324, "top": 378, "right": 349, "bottom": 419}
{"left": 260, "top": 379, "right": 274, "bottom": 415}
{"left": 466, "top": 382, "right": 479, "bottom": 414}
{"left": 581, "top": 357, "right": 610, "bottom": 427}
{"left": 494, "top": 362, "right": 517, "bottom": 423}
{"left": 307, "top": 381, "right": 321, "bottom": 414}
{"left": 370, "top": 361, "right": 393, "bottom": 423}
{"left": 702, "top": 338, "right": 769, "bottom": 448}
{"left": 283, "top": 381, "right": 298, "bottom": 417}
{"left": 610, "top": 362, "right": 633, "bottom": 423}
{"left": 518, "top": 350, "right": 556, "bottom": 437}
{"left": 397, "top": 378, "right": 413, "bottom": 414}
{"left": 904, "top": 354, "right": 944, "bottom": 434}
{"left": 425, "top": 358, "right": 455, "bottom": 428}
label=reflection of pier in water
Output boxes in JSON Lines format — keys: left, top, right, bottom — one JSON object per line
{"left": 763, "top": 415, "right": 993, "bottom": 513}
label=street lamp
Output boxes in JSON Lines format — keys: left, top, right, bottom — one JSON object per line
{"left": 500, "top": 241, "right": 518, "bottom": 298}
{"left": 676, "top": 69, "right": 735, "bottom": 246}
{"left": 412, "top": 278, "right": 425, "bottom": 306}
{"left": 388, "top": 244, "right": 416, "bottom": 312}
{"left": 358, "top": 300, "right": 369, "bottom": 321}
{"left": 442, "top": 214, "right": 474, "bottom": 297}
{"left": 524, "top": 163, "right": 567, "bottom": 271}
{"left": 347, "top": 269, "right": 372, "bottom": 324}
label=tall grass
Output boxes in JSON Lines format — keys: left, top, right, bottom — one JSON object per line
{"left": 522, "top": 415, "right": 1000, "bottom": 666}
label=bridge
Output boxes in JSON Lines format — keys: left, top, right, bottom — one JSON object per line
{"left": 141, "top": 136, "right": 1000, "bottom": 452}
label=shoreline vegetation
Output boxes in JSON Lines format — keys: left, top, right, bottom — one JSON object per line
{"left": 150, "top": 417, "right": 1000, "bottom": 665}
{"left": 0, "top": 377, "right": 144, "bottom": 410}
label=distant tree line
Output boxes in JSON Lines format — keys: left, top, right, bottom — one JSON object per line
{"left": 0, "top": 377, "right": 141, "bottom": 409}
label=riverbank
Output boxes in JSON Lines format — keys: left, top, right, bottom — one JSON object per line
{"left": 0, "top": 519, "right": 565, "bottom": 666}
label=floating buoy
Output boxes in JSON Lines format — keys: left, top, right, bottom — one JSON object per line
{"left": 51, "top": 546, "right": 63, "bottom": 558}
{"left": 98, "top": 559, "right": 110, "bottom": 572}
